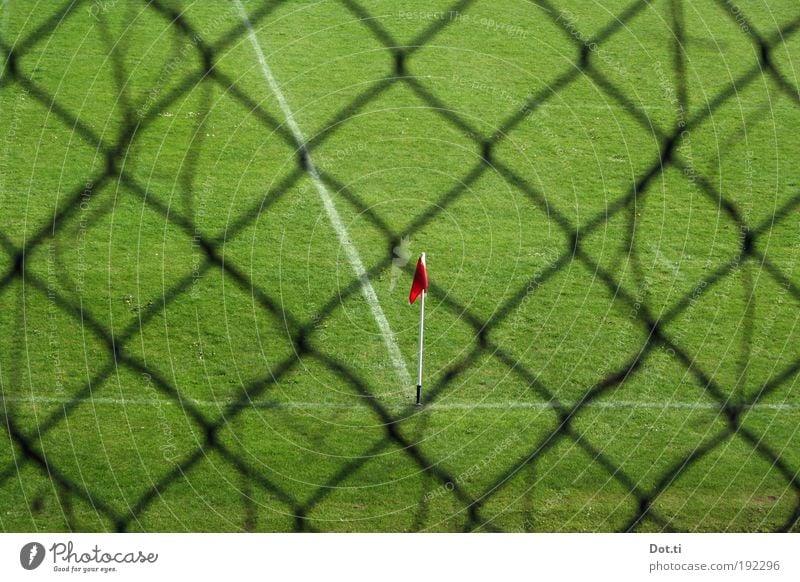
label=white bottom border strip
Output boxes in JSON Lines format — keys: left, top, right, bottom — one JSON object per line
{"left": 0, "top": 533, "right": 796, "bottom": 581}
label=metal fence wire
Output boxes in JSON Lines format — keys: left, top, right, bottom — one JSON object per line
{"left": 1, "top": 0, "right": 800, "bottom": 532}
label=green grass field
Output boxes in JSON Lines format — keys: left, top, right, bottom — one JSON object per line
{"left": 1, "top": 0, "right": 800, "bottom": 532}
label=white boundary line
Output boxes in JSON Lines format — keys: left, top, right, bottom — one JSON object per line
{"left": 233, "top": 0, "right": 411, "bottom": 388}
{"left": 4, "top": 395, "right": 800, "bottom": 412}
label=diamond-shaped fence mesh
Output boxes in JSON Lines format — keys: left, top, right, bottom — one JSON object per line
{"left": 1, "top": 0, "right": 799, "bottom": 531}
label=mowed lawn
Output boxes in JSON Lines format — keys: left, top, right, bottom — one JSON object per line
{"left": 1, "top": 0, "right": 800, "bottom": 532}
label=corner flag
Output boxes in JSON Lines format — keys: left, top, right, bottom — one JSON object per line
{"left": 409, "top": 254, "right": 428, "bottom": 304}
{"left": 410, "top": 253, "right": 428, "bottom": 405}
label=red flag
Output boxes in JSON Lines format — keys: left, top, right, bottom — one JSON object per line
{"left": 409, "top": 254, "right": 428, "bottom": 304}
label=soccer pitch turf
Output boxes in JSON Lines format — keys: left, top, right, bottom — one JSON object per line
{"left": 1, "top": 0, "right": 800, "bottom": 532}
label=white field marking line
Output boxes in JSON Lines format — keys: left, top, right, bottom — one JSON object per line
{"left": 4, "top": 395, "right": 800, "bottom": 412}
{"left": 233, "top": 0, "right": 411, "bottom": 388}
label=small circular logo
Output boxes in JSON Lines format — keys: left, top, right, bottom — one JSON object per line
{"left": 20, "top": 542, "right": 46, "bottom": 570}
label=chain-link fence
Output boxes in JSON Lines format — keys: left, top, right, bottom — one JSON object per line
{"left": 1, "top": 0, "right": 799, "bottom": 531}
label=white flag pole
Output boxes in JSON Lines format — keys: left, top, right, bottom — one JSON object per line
{"left": 416, "top": 253, "right": 426, "bottom": 406}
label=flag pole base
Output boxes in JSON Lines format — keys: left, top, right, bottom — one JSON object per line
{"left": 415, "top": 384, "right": 422, "bottom": 406}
